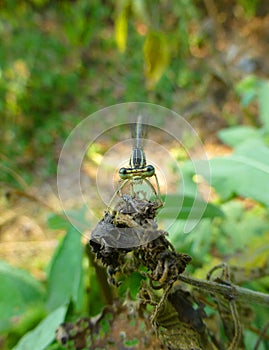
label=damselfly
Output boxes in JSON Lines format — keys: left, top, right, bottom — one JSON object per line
{"left": 107, "top": 115, "right": 163, "bottom": 211}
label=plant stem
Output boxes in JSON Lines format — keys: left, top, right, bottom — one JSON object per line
{"left": 178, "top": 275, "right": 269, "bottom": 307}
{"left": 86, "top": 246, "right": 114, "bottom": 306}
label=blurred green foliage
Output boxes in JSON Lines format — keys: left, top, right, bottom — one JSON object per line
{"left": 0, "top": 0, "right": 233, "bottom": 184}
{"left": 1, "top": 0, "right": 269, "bottom": 349}
{"left": 0, "top": 1, "right": 113, "bottom": 183}
{"left": 0, "top": 0, "right": 266, "bottom": 185}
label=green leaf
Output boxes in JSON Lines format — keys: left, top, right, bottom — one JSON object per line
{"left": 125, "top": 338, "right": 139, "bottom": 346}
{"left": 0, "top": 260, "right": 45, "bottom": 332}
{"left": 46, "top": 225, "right": 83, "bottom": 311}
{"left": 207, "top": 139, "right": 269, "bottom": 206}
{"left": 47, "top": 213, "right": 70, "bottom": 230}
{"left": 49, "top": 206, "right": 90, "bottom": 234}
{"left": 132, "top": 0, "right": 149, "bottom": 24}
{"left": 235, "top": 75, "right": 259, "bottom": 107}
{"left": 13, "top": 305, "right": 67, "bottom": 350}
{"left": 258, "top": 80, "right": 269, "bottom": 131}
{"left": 169, "top": 219, "right": 213, "bottom": 261}
{"left": 143, "top": 31, "right": 170, "bottom": 88}
{"left": 218, "top": 126, "right": 261, "bottom": 147}
{"left": 114, "top": 0, "right": 130, "bottom": 53}
{"left": 217, "top": 201, "right": 269, "bottom": 257}
{"left": 118, "top": 272, "right": 144, "bottom": 299}
{"left": 158, "top": 194, "right": 223, "bottom": 220}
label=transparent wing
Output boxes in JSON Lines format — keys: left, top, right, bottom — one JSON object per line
{"left": 130, "top": 115, "right": 148, "bottom": 150}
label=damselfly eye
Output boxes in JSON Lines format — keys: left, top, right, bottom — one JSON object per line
{"left": 119, "top": 167, "right": 129, "bottom": 179}
{"left": 146, "top": 165, "right": 155, "bottom": 176}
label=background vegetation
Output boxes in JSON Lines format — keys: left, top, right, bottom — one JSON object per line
{"left": 0, "top": 0, "right": 269, "bottom": 349}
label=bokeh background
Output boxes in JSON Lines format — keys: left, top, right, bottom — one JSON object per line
{"left": 1, "top": 1, "right": 269, "bottom": 349}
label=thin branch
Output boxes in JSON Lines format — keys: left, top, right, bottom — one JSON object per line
{"left": 178, "top": 275, "right": 269, "bottom": 307}
{"left": 0, "top": 163, "right": 30, "bottom": 189}
{"left": 6, "top": 189, "right": 58, "bottom": 213}
{"left": 207, "top": 263, "right": 242, "bottom": 350}
{"left": 151, "top": 283, "right": 172, "bottom": 326}
{"left": 253, "top": 321, "right": 269, "bottom": 350}
{"left": 227, "top": 299, "right": 242, "bottom": 350}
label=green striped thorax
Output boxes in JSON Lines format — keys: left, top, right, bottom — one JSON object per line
{"left": 119, "top": 115, "right": 156, "bottom": 181}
